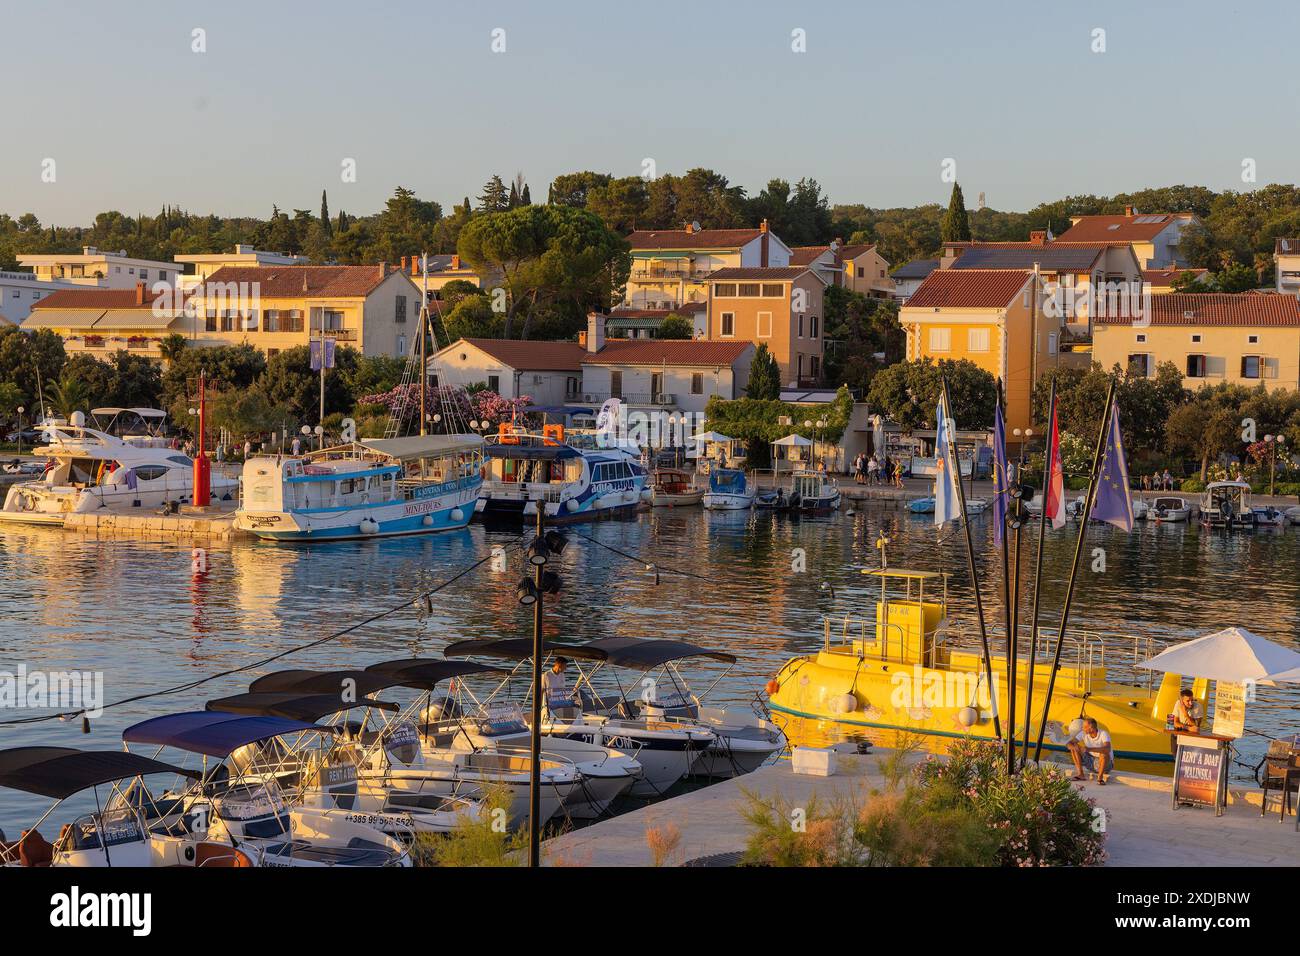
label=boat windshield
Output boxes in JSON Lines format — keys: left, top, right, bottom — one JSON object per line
{"left": 710, "top": 469, "right": 745, "bottom": 492}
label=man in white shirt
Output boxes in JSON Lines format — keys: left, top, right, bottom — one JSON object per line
{"left": 1067, "top": 717, "right": 1113, "bottom": 784}
{"left": 541, "top": 656, "right": 577, "bottom": 718}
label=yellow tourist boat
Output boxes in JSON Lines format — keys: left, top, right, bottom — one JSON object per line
{"left": 768, "top": 564, "right": 1206, "bottom": 774}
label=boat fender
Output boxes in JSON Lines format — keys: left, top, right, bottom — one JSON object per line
{"left": 564, "top": 498, "right": 580, "bottom": 512}
{"left": 423, "top": 514, "right": 435, "bottom": 527}
{"left": 449, "top": 508, "right": 464, "bottom": 523}
{"left": 640, "top": 488, "right": 652, "bottom": 503}
{"left": 359, "top": 518, "right": 379, "bottom": 535}
{"left": 765, "top": 679, "right": 780, "bottom": 696}
{"left": 957, "top": 706, "right": 979, "bottom": 728}
{"left": 830, "top": 693, "right": 857, "bottom": 714}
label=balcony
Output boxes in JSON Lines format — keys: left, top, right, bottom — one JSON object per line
{"left": 568, "top": 392, "right": 676, "bottom": 407}
{"left": 320, "top": 328, "right": 357, "bottom": 342}
{"left": 628, "top": 268, "right": 711, "bottom": 282}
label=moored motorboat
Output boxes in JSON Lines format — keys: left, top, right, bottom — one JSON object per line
{"left": 702, "top": 468, "right": 755, "bottom": 510}
{"left": 1201, "top": 480, "right": 1255, "bottom": 530}
{"left": 650, "top": 468, "right": 703, "bottom": 508}
{"left": 1252, "top": 505, "right": 1287, "bottom": 527}
{"left": 1147, "top": 496, "right": 1191, "bottom": 522}
{"left": 907, "top": 497, "right": 935, "bottom": 515}
{"left": 790, "top": 470, "right": 841, "bottom": 514}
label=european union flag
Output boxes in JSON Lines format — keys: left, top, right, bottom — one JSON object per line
{"left": 934, "top": 395, "right": 962, "bottom": 527}
{"left": 992, "top": 398, "right": 1008, "bottom": 547}
{"left": 1091, "top": 403, "right": 1133, "bottom": 531}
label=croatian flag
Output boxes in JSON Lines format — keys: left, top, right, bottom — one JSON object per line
{"left": 992, "top": 397, "right": 1008, "bottom": 547}
{"left": 1045, "top": 404, "right": 1066, "bottom": 529}
{"left": 933, "top": 396, "right": 962, "bottom": 526}
{"left": 1091, "top": 403, "right": 1134, "bottom": 531}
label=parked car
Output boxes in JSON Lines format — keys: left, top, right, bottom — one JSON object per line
{"left": 4, "top": 429, "right": 44, "bottom": 444}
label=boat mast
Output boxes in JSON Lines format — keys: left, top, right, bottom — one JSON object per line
{"left": 1021, "top": 373, "right": 1055, "bottom": 767}
{"left": 420, "top": 252, "right": 428, "bottom": 439}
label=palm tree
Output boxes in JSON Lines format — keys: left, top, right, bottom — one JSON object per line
{"left": 159, "top": 333, "right": 188, "bottom": 367}
{"left": 47, "top": 373, "right": 90, "bottom": 420}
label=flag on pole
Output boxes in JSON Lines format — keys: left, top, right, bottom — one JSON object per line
{"left": 1045, "top": 403, "right": 1066, "bottom": 529}
{"left": 1091, "top": 402, "right": 1134, "bottom": 531}
{"left": 992, "top": 396, "right": 1008, "bottom": 546}
{"left": 310, "top": 339, "right": 336, "bottom": 371}
{"left": 934, "top": 395, "right": 962, "bottom": 526}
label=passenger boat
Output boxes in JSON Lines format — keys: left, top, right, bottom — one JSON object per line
{"left": 1147, "top": 496, "right": 1190, "bottom": 522}
{"left": 0, "top": 416, "right": 237, "bottom": 526}
{"left": 702, "top": 468, "right": 756, "bottom": 510}
{"left": 477, "top": 425, "right": 650, "bottom": 524}
{"left": 1201, "top": 480, "right": 1255, "bottom": 530}
{"left": 235, "top": 435, "right": 483, "bottom": 541}
{"left": 650, "top": 468, "right": 703, "bottom": 507}
{"left": 766, "top": 560, "right": 1183, "bottom": 772}
{"left": 790, "top": 470, "right": 841, "bottom": 514}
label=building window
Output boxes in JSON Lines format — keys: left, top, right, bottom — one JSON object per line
{"left": 757, "top": 311, "right": 772, "bottom": 338}
{"left": 810, "top": 316, "right": 819, "bottom": 338}
{"left": 1247, "top": 334, "right": 1259, "bottom": 344}
{"left": 798, "top": 315, "right": 804, "bottom": 337}
{"left": 720, "top": 312, "right": 735, "bottom": 337}
{"left": 285, "top": 310, "right": 304, "bottom": 333}
{"left": 798, "top": 355, "right": 804, "bottom": 379}
{"left": 242, "top": 311, "right": 259, "bottom": 331}
{"left": 264, "top": 309, "right": 280, "bottom": 332}
{"left": 714, "top": 283, "right": 737, "bottom": 297}
{"left": 929, "top": 328, "right": 951, "bottom": 352}
{"left": 1127, "top": 353, "right": 1152, "bottom": 377}
{"left": 1186, "top": 354, "right": 1206, "bottom": 378}
{"left": 566, "top": 377, "right": 579, "bottom": 398}
{"left": 1241, "top": 355, "right": 1261, "bottom": 379}
{"left": 610, "top": 371, "right": 622, "bottom": 399}
{"left": 396, "top": 335, "right": 406, "bottom": 357}
{"left": 968, "top": 328, "right": 990, "bottom": 352}
{"left": 1191, "top": 334, "right": 1202, "bottom": 343}
{"left": 737, "top": 283, "right": 760, "bottom": 297}
{"left": 810, "top": 356, "right": 820, "bottom": 379}
{"left": 691, "top": 372, "right": 703, "bottom": 395}
{"left": 139, "top": 270, "right": 148, "bottom": 281}
{"left": 761, "top": 283, "right": 784, "bottom": 297}
{"left": 205, "top": 311, "right": 217, "bottom": 333}
{"left": 856, "top": 267, "right": 864, "bottom": 278}
{"left": 1135, "top": 333, "right": 1147, "bottom": 343}
{"left": 395, "top": 295, "right": 407, "bottom": 324}
{"left": 487, "top": 374, "right": 500, "bottom": 393}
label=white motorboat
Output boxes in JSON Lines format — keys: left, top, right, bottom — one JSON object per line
{"left": 1286, "top": 505, "right": 1300, "bottom": 525}
{"left": 1147, "top": 496, "right": 1191, "bottom": 522}
{"left": 702, "top": 468, "right": 756, "bottom": 510}
{"left": 791, "top": 470, "right": 841, "bottom": 514}
{"left": 1252, "top": 505, "right": 1288, "bottom": 527}
{"left": 650, "top": 468, "right": 703, "bottom": 508}
{"left": 1, "top": 459, "right": 44, "bottom": 476}
{"left": 235, "top": 435, "right": 484, "bottom": 541}
{"left": 1131, "top": 497, "right": 1150, "bottom": 520}
{"left": 1201, "top": 480, "right": 1255, "bottom": 530}
{"left": 1, "top": 416, "right": 237, "bottom": 526}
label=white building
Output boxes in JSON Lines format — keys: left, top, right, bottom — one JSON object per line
{"left": 174, "top": 245, "right": 308, "bottom": 289}
{"left": 0, "top": 270, "right": 84, "bottom": 326}
{"left": 431, "top": 338, "right": 584, "bottom": 405}
{"left": 18, "top": 246, "right": 181, "bottom": 289}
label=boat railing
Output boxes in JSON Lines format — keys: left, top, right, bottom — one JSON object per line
{"left": 822, "top": 614, "right": 909, "bottom": 664}
{"left": 482, "top": 479, "right": 564, "bottom": 503}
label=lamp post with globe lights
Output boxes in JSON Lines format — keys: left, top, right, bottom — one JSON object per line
{"left": 1264, "top": 434, "right": 1287, "bottom": 497}
{"left": 15, "top": 406, "right": 24, "bottom": 456}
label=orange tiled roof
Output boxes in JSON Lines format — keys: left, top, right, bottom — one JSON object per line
{"left": 1141, "top": 268, "right": 1208, "bottom": 286}
{"left": 789, "top": 246, "right": 833, "bottom": 265}
{"left": 580, "top": 339, "right": 752, "bottom": 367}
{"left": 1095, "top": 293, "right": 1300, "bottom": 327}
{"left": 709, "top": 267, "right": 811, "bottom": 281}
{"left": 1056, "top": 213, "right": 1193, "bottom": 243}
{"left": 30, "top": 286, "right": 170, "bottom": 310}
{"left": 626, "top": 228, "right": 763, "bottom": 251}
{"left": 904, "top": 269, "right": 1031, "bottom": 309}
{"left": 836, "top": 243, "right": 876, "bottom": 260}
{"left": 459, "top": 338, "right": 586, "bottom": 371}
{"left": 204, "top": 265, "right": 396, "bottom": 298}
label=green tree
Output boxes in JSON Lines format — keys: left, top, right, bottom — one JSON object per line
{"left": 547, "top": 171, "right": 612, "bottom": 207}
{"left": 940, "top": 183, "right": 971, "bottom": 242}
{"left": 47, "top": 370, "right": 91, "bottom": 419}
{"left": 867, "top": 358, "right": 996, "bottom": 430}
{"left": 478, "top": 175, "right": 510, "bottom": 214}
{"left": 0, "top": 327, "right": 66, "bottom": 410}
{"left": 657, "top": 314, "right": 694, "bottom": 340}
{"left": 158, "top": 333, "right": 189, "bottom": 366}
{"left": 747, "top": 344, "right": 781, "bottom": 400}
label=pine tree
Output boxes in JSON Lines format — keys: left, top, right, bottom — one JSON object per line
{"left": 747, "top": 344, "right": 781, "bottom": 399}
{"left": 478, "top": 175, "right": 509, "bottom": 213}
{"left": 320, "top": 190, "right": 332, "bottom": 236}
{"left": 941, "top": 182, "right": 972, "bottom": 242}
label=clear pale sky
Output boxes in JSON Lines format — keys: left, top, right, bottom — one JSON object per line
{"left": 3, "top": 0, "right": 1297, "bottom": 223}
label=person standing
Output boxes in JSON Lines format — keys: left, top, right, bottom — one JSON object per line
{"left": 868, "top": 454, "right": 880, "bottom": 485}
{"left": 291, "top": 436, "right": 302, "bottom": 456}
{"left": 1163, "top": 468, "right": 1173, "bottom": 491}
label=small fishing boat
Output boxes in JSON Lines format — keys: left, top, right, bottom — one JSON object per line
{"left": 1252, "top": 505, "right": 1287, "bottom": 527}
{"left": 1201, "top": 480, "right": 1255, "bottom": 530}
{"left": 650, "top": 468, "right": 703, "bottom": 508}
{"left": 907, "top": 497, "right": 935, "bottom": 515}
{"left": 790, "top": 470, "right": 841, "bottom": 514}
{"left": 1147, "top": 496, "right": 1191, "bottom": 522}
{"left": 1286, "top": 505, "right": 1300, "bottom": 525}
{"left": 964, "top": 497, "right": 990, "bottom": 516}
{"left": 1131, "top": 497, "right": 1150, "bottom": 521}
{"left": 702, "top": 468, "right": 756, "bottom": 510}
{"left": 236, "top": 435, "right": 484, "bottom": 541}
{"left": 755, "top": 488, "right": 792, "bottom": 511}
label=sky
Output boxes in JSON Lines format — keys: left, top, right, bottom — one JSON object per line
{"left": 2, "top": 0, "right": 1297, "bottom": 224}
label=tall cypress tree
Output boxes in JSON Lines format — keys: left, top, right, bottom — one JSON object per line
{"left": 521, "top": 183, "right": 532, "bottom": 205}
{"left": 320, "top": 190, "right": 332, "bottom": 236}
{"left": 747, "top": 344, "right": 781, "bottom": 399}
{"left": 941, "top": 182, "right": 972, "bottom": 242}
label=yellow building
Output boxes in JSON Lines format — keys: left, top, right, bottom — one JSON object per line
{"left": 624, "top": 222, "right": 792, "bottom": 310}
{"left": 899, "top": 269, "right": 1063, "bottom": 433}
{"left": 1093, "top": 293, "right": 1300, "bottom": 389}
{"left": 22, "top": 283, "right": 185, "bottom": 360}
{"left": 188, "top": 264, "right": 422, "bottom": 358}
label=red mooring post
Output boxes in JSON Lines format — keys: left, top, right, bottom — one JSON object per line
{"left": 193, "top": 369, "right": 210, "bottom": 508}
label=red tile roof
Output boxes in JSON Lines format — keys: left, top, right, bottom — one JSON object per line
{"left": 1056, "top": 213, "right": 1194, "bottom": 243}
{"left": 789, "top": 246, "right": 833, "bottom": 265}
{"left": 627, "top": 228, "right": 763, "bottom": 251}
{"left": 581, "top": 340, "right": 752, "bottom": 367}
{"left": 458, "top": 338, "right": 586, "bottom": 371}
{"left": 1141, "top": 268, "right": 1208, "bottom": 286}
{"left": 836, "top": 243, "right": 876, "bottom": 261}
{"left": 1095, "top": 293, "right": 1300, "bottom": 327}
{"left": 204, "top": 265, "right": 398, "bottom": 298}
{"left": 904, "top": 269, "right": 1031, "bottom": 309}
{"left": 709, "top": 267, "right": 812, "bottom": 281}
{"left": 31, "top": 286, "right": 171, "bottom": 310}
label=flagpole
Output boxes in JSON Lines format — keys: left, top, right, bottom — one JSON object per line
{"left": 995, "top": 382, "right": 1014, "bottom": 773}
{"left": 941, "top": 376, "right": 1001, "bottom": 741}
{"left": 1032, "top": 377, "right": 1117, "bottom": 764}
{"left": 1022, "top": 375, "right": 1055, "bottom": 767}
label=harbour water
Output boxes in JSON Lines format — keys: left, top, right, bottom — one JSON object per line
{"left": 2, "top": 504, "right": 1298, "bottom": 832}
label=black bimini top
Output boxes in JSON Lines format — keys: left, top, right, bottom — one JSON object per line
{"left": 122, "top": 711, "right": 326, "bottom": 758}
{"left": 442, "top": 639, "right": 609, "bottom": 663}
{"left": 0, "top": 746, "right": 196, "bottom": 799}
{"left": 364, "top": 658, "right": 510, "bottom": 690}
{"left": 206, "top": 692, "right": 398, "bottom": 722}
{"left": 247, "top": 669, "right": 400, "bottom": 698}
{"left": 484, "top": 444, "right": 581, "bottom": 462}
{"left": 581, "top": 637, "right": 736, "bottom": 668}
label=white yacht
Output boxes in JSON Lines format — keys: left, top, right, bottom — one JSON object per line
{"left": 0, "top": 413, "right": 236, "bottom": 526}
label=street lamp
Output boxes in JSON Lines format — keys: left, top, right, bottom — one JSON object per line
{"left": 15, "top": 406, "right": 24, "bottom": 457}
{"left": 1264, "top": 434, "right": 1287, "bottom": 497}
{"left": 314, "top": 424, "right": 324, "bottom": 451}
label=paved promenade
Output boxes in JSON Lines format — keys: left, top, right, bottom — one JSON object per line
{"left": 543, "top": 751, "right": 1299, "bottom": 866}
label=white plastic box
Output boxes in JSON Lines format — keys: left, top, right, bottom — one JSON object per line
{"left": 791, "top": 745, "right": 837, "bottom": 777}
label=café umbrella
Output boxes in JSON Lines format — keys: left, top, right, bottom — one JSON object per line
{"left": 1136, "top": 626, "right": 1300, "bottom": 686}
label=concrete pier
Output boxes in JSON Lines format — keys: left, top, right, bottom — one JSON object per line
{"left": 63, "top": 502, "right": 239, "bottom": 540}
{"left": 543, "top": 751, "right": 1299, "bottom": 867}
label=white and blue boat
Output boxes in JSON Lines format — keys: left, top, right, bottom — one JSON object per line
{"left": 476, "top": 430, "right": 649, "bottom": 524}
{"left": 702, "top": 468, "right": 756, "bottom": 511}
{"left": 235, "top": 435, "right": 484, "bottom": 541}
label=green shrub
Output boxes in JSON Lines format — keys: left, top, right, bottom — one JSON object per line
{"left": 739, "top": 789, "right": 862, "bottom": 867}
{"left": 1180, "top": 478, "right": 1205, "bottom": 493}
{"left": 416, "top": 784, "right": 525, "bottom": 867}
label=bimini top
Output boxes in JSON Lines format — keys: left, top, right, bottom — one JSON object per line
{"left": 709, "top": 469, "right": 747, "bottom": 491}
{"left": 0, "top": 746, "right": 196, "bottom": 799}
{"left": 248, "top": 668, "right": 402, "bottom": 698}
{"left": 484, "top": 443, "right": 581, "bottom": 462}
{"left": 443, "top": 639, "right": 609, "bottom": 663}
{"left": 206, "top": 692, "right": 398, "bottom": 722}
{"left": 357, "top": 435, "right": 484, "bottom": 460}
{"left": 583, "top": 637, "right": 736, "bottom": 667}
{"left": 364, "top": 658, "right": 511, "bottom": 690}
{"left": 122, "top": 711, "right": 325, "bottom": 758}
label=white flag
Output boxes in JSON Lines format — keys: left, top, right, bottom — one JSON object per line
{"left": 934, "top": 396, "right": 963, "bottom": 526}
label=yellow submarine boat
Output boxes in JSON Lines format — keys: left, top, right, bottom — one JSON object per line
{"left": 768, "top": 565, "right": 1204, "bottom": 773}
